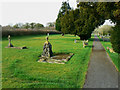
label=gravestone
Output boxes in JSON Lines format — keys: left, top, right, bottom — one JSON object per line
{"left": 6, "top": 35, "right": 27, "bottom": 49}
{"left": 42, "top": 36, "right": 53, "bottom": 58}
{"left": 74, "top": 39, "right": 76, "bottom": 43}
{"left": 8, "top": 35, "right": 14, "bottom": 47}
{"left": 62, "top": 33, "right": 64, "bottom": 36}
{"left": 83, "top": 40, "right": 88, "bottom": 48}
{"left": 47, "top": 33, "right": 49, "bottom": 36}
{"left": 38, "top": 36, "right": 74, "bottom": 64}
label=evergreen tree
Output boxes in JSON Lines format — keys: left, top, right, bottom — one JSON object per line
{"left": 111, "top": 25, "right": 120, "bottom": 54}
{"left": 75, "top": 2, "right": 104, "bottom": 40}
{"left": 55, "top": 1, "right": 71, "bottom": 31}
{"left": 61, "top": 9, "right": 79, "bottom": 35}
{"left": 58, "top": 1, "right": 120, "bottom": 53}
{"left": 110, "top": 2, "right": 120, "bottom": 54}
{"left": 97, "top": 2, "right": 120, "bottom": 54}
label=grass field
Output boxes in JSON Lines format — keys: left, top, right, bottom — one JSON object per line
{"left": 2, "top": 34, "right": 93, "bottom": 88}
{"left": 98, "top": 36, "right": 120, "bottom": 71}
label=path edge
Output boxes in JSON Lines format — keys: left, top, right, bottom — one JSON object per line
{"left": 83, "top": 36, "right": 95, "bottom": 88}
{"left": 100, "top": 43, "right": 119, "bottom": 72}
{"left": 97, "top": 36, "right": 119, "bottom": 72}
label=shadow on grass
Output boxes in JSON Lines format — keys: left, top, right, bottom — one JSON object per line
{"left": 76, "top": 39, "right": 80, "bottom": 40}
{"left": 88, "top": 38, "right": 94, "bottom": 41}
{"left": 86, "top": 45, "right": 94, "bottom": 48}
{"left": 63, "top": 34, "right": 77, "bottom": 37}
{"left": 99, "top": 38, "right": 111, "bottom": 42}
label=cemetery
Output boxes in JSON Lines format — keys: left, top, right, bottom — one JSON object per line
{"left": 2, "top": 33, "right": 119, "bottom": 88}
{"left": 1, "top": 0, "right": 120, "bottom": 89}
{"left": 2, "top": 34, "right": 93, "bottom": 88}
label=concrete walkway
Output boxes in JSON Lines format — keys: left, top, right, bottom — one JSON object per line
{"left": 84, "top": 35, "right": 118, "bottom": 88}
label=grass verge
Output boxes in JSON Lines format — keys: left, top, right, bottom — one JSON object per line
{"left": 98, "top": 36, "right": 120, "bottom": 71}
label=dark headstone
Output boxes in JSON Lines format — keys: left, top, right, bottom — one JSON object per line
{"left": 62, "top": 33, "right": 64, "bottom": 36}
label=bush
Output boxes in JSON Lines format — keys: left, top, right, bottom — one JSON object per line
{"left": 110, "top": 25, "right": 120, "bottom": 54}
{"left": 2, "top": 29, "right": 61, "bottom": 37}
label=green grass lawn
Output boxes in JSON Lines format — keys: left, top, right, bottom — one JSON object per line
{"left": 2, "top": 34, "right": 93, "bottom": 88}
{"left": 98, "top": 36, "right": 120, "bottom": 71}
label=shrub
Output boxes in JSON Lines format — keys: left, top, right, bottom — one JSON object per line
{"left": 110, "top": 25, "right": 120, "bottom": 54}
{"left": 2, "top": 29, "right": 61, "bottom": 37}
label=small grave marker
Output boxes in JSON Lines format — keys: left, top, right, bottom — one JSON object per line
{"left": 83, "top": 40, "right": 88, "bottom": 48}
{"left": 8, "top": 35, "right": 14, "bottom": 47}
{"left": 47, "top": 33, "right": 49, "bottom": 36}
{"left": 5, "top": 35, "right": 27, "bottom": 49}
{"left": 74, "top": 39, "right": 76, "bottom": 43}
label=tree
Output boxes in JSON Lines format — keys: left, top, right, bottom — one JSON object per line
{"left": 110, "top": 2, "right": 120, "bottom": 54}
{"left": 35, "top": 23, "right": 44, "bottom": 29}
{"left": 30, "top": 22, "right": 35, "bottom": 30}
{"left": 60, "top": 2, "right": 105, "bottom": 40}
{"left": 97, "top": 2, "right": 120, "bottom": 54}
{"left": 95, "top": 25, "right": 113, "bottom": 35}
{"left": 74, "top": 2, "right": 104, "bottom": 40}
{"left": 61, "top": 9, "right": 77, "bottom": 34}
{"left": 24, "top": 23, "right": 30, "bottom": 30}
{"left": 111, "top": 25, "right": 120, "bottom": 54}
{"left": 55, "top": 1, "right": 71, "bottom": 31}
{"left": 13, "top": 24, "right": 19, "bottom": 29}
{"left": 59, "top": 2, "right": 117, "bottom": 40}
{"left": 13, "top": 23, "right": 24, "bottom": 29}
{"left": 47, "top": 22, "right": 55, "bottom": 27}
{"left": 17, "top": 23, "right": 24, "bottom": 28}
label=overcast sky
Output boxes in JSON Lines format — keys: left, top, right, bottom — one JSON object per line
{"left": 0, "top": 0, "right": 115, "bottom": 26}
{"left": 0, "top": 0, "right": 76, "bottom": 26}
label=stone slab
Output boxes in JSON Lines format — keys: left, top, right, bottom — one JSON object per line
{"left": 5, "top": 46, "right": 27, "bottom": 49}
{"left": 38, "top": 53, "right": 74, "bottom": 64}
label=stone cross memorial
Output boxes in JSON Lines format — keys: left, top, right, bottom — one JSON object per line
{"left": 8, "top": 35, "right": 14, "bottom": 47}
{"left": 6, "top": 35, "right": 27, "bottom": 49}
{"left": 38, "top": 36, "right": 74, "bottom": 64}
{"left": 42, "top": 36, "right": 53, "bottom": 58}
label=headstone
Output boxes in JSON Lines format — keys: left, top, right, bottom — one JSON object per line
{"left": 103, "top": 36, "right": 105, "bottom": 41}
{"left": 83, "top": 40, "right": 88, "bottom": 48}
{"left": 62, "top": 33, "right": 64, "bottom": 36}
{"left": 8, "top": 35, "right": 14, "bottom": 47}
{"left": 42, "top": 36, "right": 53, "bottom": 58}
{"left": 47, "top": 33, "right": 49, "bottom": 36}
{"left": 86, "top": 40, "right": 88, "bottom": 42}
{"left": 74, "top": 39, "right": 76, "bottom": 43}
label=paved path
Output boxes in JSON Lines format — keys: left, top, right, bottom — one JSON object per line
{"left": 84, "top": 35, "right": 118, "bottom": 88}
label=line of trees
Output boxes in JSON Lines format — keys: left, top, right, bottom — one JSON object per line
{"left": 2, "top": 22, "right": 56, "bottom": 31}
{"left": 13, "top": 22, "right": 44, "bottom": 30}
{"left": 56, "top": 1, "right": 120, "bottom": 54}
